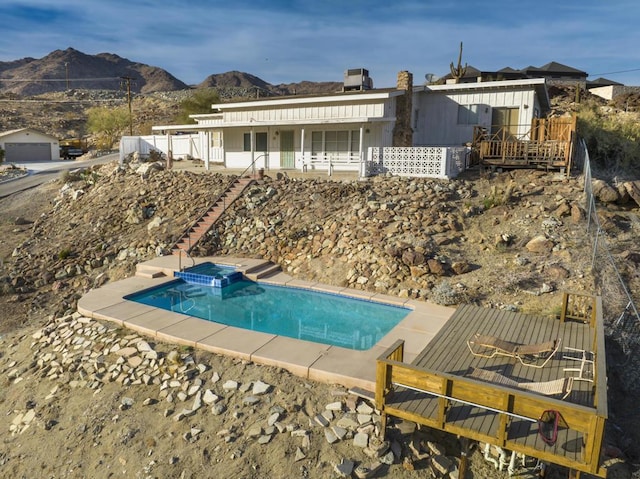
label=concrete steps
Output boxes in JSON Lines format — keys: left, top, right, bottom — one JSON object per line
{"left": 244, "top": 261, "right": 282, "bottom": 281}
{"left": 135, "top": 264, "right": 169, "bottom": 279}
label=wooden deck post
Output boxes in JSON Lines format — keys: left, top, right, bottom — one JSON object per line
{"left": 458, "top": 437, "right": 470, "bottom": 479}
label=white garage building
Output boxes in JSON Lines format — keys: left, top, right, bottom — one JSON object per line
{"left": 0, "top": 128, "right": 61, "bottom": 162}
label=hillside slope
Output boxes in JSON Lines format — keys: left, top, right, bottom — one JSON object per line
{"left": 0, "top": 160, "right": 638, "bottom": 478}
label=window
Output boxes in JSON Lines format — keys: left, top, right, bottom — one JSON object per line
{"left": 210, "top": 131, "right": 222, "bottom": 148}
{"left": 243, "top": 132, "right": 268, "bottom": 151}
{"left": 310, "top": 130, "right": 360, "bottom": 156}
{"left": 311, "top": 131, "right": 323, "bottom": 155}
{"left": 325, "top": 131, "right": 349, "bottom": 153}
{"left": 457, "top": 104, "right": 479, "bottom": 125}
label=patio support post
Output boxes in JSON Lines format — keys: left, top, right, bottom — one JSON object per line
{"left": 358, "top": 125, "right": 364, "bottom": 178}
{"left": 251, "top": 127, "right": 255, "bottom": 176}
{"left": 300, "top": 128, "right": 305, "bottom": 171}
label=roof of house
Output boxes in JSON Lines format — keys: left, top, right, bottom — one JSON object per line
{"left": 587, "top": 77, "right": 624, "bottom": 87}
{"left": 522, "top": 61, "right": 588, "bottom": 77}
{"left": 0, "top": 128, "right": 59, "bottom": 140}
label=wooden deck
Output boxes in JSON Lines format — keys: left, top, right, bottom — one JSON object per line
{"left": 376, "top": 292, "right": 607, "bottom": 477}
{"left": 475, "top": 116, "right": 577, "bottom": 172}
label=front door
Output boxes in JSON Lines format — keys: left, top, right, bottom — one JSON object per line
{"left": 280, "top": 130, "right": 295, "bottom": 169}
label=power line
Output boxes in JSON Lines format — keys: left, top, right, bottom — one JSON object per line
{"left": 0, "top": 98, "right": 126, "bottom": 104}
{"left": 0, "top": 77, "right": 121, "bottom": 82}
{"left": 590, "top": 68, "right": 640, "bottom": 76}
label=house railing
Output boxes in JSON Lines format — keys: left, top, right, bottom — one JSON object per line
{"left": 301, "top": 153, "right": 362, "bottom": 175}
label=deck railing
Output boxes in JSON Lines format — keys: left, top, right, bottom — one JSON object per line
{"left": 375, "top": 292, "right": 607, "bottom": 477}
{"left": 474, "top": 115, "right": 577, "bottom": 171}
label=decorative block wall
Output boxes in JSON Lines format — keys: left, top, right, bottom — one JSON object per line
{"left": 365, "top": 146, "right": 468, "bottom": 179}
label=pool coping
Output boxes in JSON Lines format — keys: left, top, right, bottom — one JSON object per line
{"left": 77, "top": 256, "right": 455, "bottom": 391}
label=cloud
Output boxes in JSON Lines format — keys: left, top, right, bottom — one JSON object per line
{"left": 0, "top": 0, "right": 639, "bottom": 86}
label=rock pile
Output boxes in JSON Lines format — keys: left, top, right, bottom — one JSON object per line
{"left": 196, "top": 170, "right": 593, "bottom": 309}
{"left": 4, "top": 312, "right": 462, "bottom": 477}
{"left": 3, "top": 161, "right": 231, "bottom": 316}
{"left": 2, "top": 162, "right": 602, "bottom": 326}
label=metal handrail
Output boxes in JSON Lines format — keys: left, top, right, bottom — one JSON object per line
{"left": 170, "top": 154, "right": 266, "bottom": 253}
{"left": 176, "top": 247, "right": 196, "bottom": 272}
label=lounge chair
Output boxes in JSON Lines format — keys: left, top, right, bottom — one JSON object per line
{"left": 467, "top": 333, "right": 561, "bottom": 368}
{"left": 468, "top": 367, "right": 573, "bottom": 399}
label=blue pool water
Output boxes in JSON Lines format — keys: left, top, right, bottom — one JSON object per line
{"left": 125, "top": 272, "right": 410, "bottom": 351}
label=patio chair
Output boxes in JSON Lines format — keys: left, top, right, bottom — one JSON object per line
{"left": 466, "top": 333, "right": 561, "bottom": 368}
{"left": 468, "top": 367, "right": 574, "bottom": 399}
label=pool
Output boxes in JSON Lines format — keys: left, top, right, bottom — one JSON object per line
{"left": 125, "top": 267, "right": 410, "bottom": 351}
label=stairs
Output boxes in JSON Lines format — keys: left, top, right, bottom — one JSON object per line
{"left": 172, "top": 177, "right": 254, "bottom": 255}
{"left": 244, "top": 261, "right": 282, "bottom": 281}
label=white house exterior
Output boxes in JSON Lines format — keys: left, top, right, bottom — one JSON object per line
{"left": 141, "top": 74, "right": 551, "bottom": 178}
{"left": 413, "top": 78, "right": 550, "bottom": 147}
{"left": 152, "top": 88, "right": 406, "bottom": 172}
{"left": 0, "top": 128, "right": 61, "bottom": 162}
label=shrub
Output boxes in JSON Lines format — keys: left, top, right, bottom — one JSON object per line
{"left": 578, "top": 102, "right": 640, "bottom": 178}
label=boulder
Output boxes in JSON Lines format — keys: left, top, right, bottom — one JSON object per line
{"left": 525, "top": 235, "right": 554, "bottom": 254}
{"left": 571, "top": 203, "right": 585, "bottom": 223}
{"left": 427, "top": 259, "right": 446, "bottom": 276}
{"left": 623, "top": 181, "right": 640, "bottom": 207}
{"left": 591, "top": 179, "right": 619, "bottom": 203}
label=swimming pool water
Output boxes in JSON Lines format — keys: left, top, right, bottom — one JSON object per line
{"left": 126, "top": 278, "right": 410, "bottom": 351}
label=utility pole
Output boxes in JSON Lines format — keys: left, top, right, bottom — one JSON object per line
{"left": 120, "top": 76, "right": 134, "bottom": 135}
{"left": 64, "top": 62, "right": 69, "bottom": 90}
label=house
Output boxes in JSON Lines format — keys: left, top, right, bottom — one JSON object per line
{"left": 135, "top": 69, "right": 556, "bottom": 177}
{"left": 587, "top": 78, "right": 626, "bottom": 101}
{"left": 0, "top": 128, "right": 61, "bottom": 162}
{"left": 438, "top": 65, "right": 528, "bottom": 84}
{"left": 521, "top": 61, "right": 588, "bottom": 85}
{"left": 414, "top": 77, "right": 551, "bottom": 147}
{"left": 438, "top": 61, "right": 587, "bottom": 86}
{"left": 150, "top": 69, "right": 412, "bottom": 174}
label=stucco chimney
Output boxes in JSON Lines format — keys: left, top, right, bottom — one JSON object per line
{"left": 393, "top": 71, "right": 413, "bottom": 147}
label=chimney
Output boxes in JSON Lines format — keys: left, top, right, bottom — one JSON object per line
{"left": 393, "top": 71, "right": 413, "bottom": 147}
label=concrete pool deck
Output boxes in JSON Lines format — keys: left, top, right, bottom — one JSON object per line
{"left": 77, "top": 256, "right": 455, "bottom": 391}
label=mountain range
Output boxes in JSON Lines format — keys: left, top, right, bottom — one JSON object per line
{"left": 0, "top": 48, "right": 342, "bottom": 97}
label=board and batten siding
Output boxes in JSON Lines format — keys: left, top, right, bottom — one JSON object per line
{"left": 413, "top": 88, "right": 539, "bottom": 147}
{"left": 223, "top": 101, "right": 387, "bottom": 124}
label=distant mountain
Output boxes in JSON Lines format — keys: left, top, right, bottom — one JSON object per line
{"left": 0, "top": 48, "right": 344, "bottom": 98}
{"left": 198, "top": 71, "right": 343, "bottom": 98}
{"left": 0, "top": 48, "right": 189, "bottom": 95}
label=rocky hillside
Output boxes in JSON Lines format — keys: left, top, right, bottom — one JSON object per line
{"left": 0, "top": 159, "right": 638, "bottom": 477}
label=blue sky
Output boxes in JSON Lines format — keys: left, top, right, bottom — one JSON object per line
{"left": 1, "top": 0, "right": 639, "bottom": 87}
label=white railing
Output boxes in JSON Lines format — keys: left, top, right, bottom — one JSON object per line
{"left": 301, "top": 153, "right": 362, "bottom": 175}
{"left": 364, "top": 146, "right": 469, "bottom": 179}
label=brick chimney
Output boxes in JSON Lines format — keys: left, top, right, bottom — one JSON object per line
{"left": 393, "top": 71, "right": 413, "bottom": 147}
